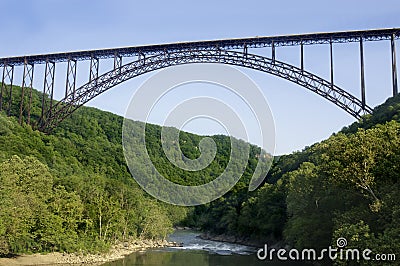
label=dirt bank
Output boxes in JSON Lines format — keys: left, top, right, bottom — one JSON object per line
{"left": 0, "top": 239, "right": 180, "bottom": 266}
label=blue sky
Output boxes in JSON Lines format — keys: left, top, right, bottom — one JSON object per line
{"left": 1, "top": 0, "right": 399, "bottom": 154}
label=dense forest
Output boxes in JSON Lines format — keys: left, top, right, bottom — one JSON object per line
{"left": 193, "top": 94, "right": 400, "bottom": 265}
{"left": 0, "top": 85, "right": 263, "bottom": 255}
{"left": 0, "top": 86, "right": 183, "bottom": 254}
{"left": 0, "top": 84, "right": 399, "bottom": 265}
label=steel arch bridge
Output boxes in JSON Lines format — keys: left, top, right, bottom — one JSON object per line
{"left": 0, "top": 28, "right": 399, "bottom": 131}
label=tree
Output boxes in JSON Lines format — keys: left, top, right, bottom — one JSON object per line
{"left": 137, "top": 200, "right": 173, "bottom": 240}
{"left": 284, "top": 162, "right": 338, "bottom": 249}
{"left": 0, "top": 155, "right": 53, "bottom": 254}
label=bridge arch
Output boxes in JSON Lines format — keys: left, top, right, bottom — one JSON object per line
{"left": 42, "top": 49, "right": 373, "bottom": 131}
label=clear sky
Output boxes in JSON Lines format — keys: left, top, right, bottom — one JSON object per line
{"left": 1, "top": 0, "right": 399, "bottom": 154}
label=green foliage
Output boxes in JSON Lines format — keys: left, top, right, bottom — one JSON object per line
{"left": 0, "top": 156, "right": 53, "bottom": 253}
{"left": 191, "top": 93, "right": 400, "bottom": 261}
{"left": 1, "top": 84, "right": 400, "bottom": 261}
{"left": 342, "top": 93, "right": 400, "bottom": 134}
{"left": 0, "top": 87, "right": 185, "bottom": 255}
{"left": 0, "top": 85, "right": 266, "bottom": 255}
{"left": 284, "top": 162, "right": 337, "bottom": 249}
{"left": 279, "top": 120, "right": 400, "bottom": 262}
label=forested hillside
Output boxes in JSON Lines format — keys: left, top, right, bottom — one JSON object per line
{"left": 0, "top": 89, "right": 178, "bottom": 254}
{"left": 1, "top": 84, "right": 399, "bottom": 265}
{"left": 0, "top": 85, "right": 263, "bottom": 255}
{"left": 196, "top": 94, "right": 400, "bottom": 265}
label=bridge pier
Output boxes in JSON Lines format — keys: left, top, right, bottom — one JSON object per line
{"left": 271, "top": 40, "right": 276, "bottom": 63}
{"left": 18, "top": 60, "right": 34, "bottom": 125}
{"left": 65, "top": 58, "right": 77, "bottom": 100}
{"left": 40, "top": 60, "right": 55, "bottom": 128}
{"left": 330, "top": 38, "right": 334, "bottom": 88}
{"left": 392, "top": 34, "right": 398, "bottom": 96}
{"left": 89, "top": 55, "right": 99, "bottom": 83}
{"left": 360, "top": 38, "right": 366, "bottom": 110}
{"left": 139, "top": 52, "right": 146, "bottom": 65}
{"left": 300, "top": 42, "right": 304, "bottom": 72}
{"left": 114, "top": 53, "right": 122, "bottom": 71}
{"left": 1, "top": 64, "right": 14, "bottom": 116}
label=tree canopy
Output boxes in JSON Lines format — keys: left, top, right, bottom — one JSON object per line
{"left": 0, "top": 85, "right": 399, "bottom": 265}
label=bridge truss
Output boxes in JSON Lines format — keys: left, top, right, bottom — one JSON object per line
{"left": 0, "top": 28, "right": 399, "bottom": 131}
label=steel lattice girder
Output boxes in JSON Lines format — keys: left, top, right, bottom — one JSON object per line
{"left": 41, "top": 49, "right": 372, "bottom": 131}
{"left": 40, "top": 60, "right": 56, "bottom": 126}
{"left": 0, "top": 64, "right": 14, "bottom": 115}
{"left": 18, "top": 61, "right": 34, "bottom": 124}
{"left": 1, "top": 28, "right": 400, "bottom": 67}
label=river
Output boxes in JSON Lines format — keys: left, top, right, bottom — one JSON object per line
{"left": 101, "top": 230, "right": 309, "bottom": 266}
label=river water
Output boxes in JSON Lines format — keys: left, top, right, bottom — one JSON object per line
{"left": 101, "top": 230, "right": 308, "bottom": 266}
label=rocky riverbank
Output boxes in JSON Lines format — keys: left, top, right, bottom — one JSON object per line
{"left": 0, "top": 239, "right": 180, "bottom": 266}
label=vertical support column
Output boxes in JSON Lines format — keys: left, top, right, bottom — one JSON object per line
{"left": 300, "top": 42, "right": 304, "bottom": 72}
{"left": 41, "top": 60, "right": 55, "bottom": 128}
{"left": 330, "top": 38, "right": 334, "bottom": 89}
{"left": 163, "top": 49, "right": 167, "bottom": 57}
{"left": 65, "top": 58, "right": 77, "bottom": 101}
{"left": 360, "top": 37, "right": 366, "bottom": 109}
{"left": 0, "top": 66, "right": 2, "bottom": 110}
{"left": 0, "top": 65, "right": 5, "bottom": 110}
{"left": 138, "top": 52, "right": 145, "bottom": 65}
{"left": 26, "top": 64, "right": 35, "bottom": 125}
{"left": 215, "top": 44, "right": 221, "bottom": 56}
{"left": 19, "top": 63, "right": 26, "bottom": 124}
{"left": 89, "top": 55, "right": 99, "bottom": 83}
{"left": 1, "top": 64, "right": 14, "bottom": 116}
{"left": 19, "top": 59, "right": 34, "bottom": 125}
{"left": 271, "top": 40, "right": 276, "bottom": 63}
{"left": 114, "top": 53, "right": 122, "bottom": 71}
{"left": 163, "top": 48, "right": 169, "bottom": 61}
{"left": 391, "top": 34, "right": 398, "bottom": 96}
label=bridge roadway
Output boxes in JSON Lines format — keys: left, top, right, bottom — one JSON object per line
{"left": 1, "top": 28, "right": 399, "bottom": 66}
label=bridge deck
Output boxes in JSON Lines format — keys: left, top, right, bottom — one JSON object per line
{"left": 1, "top": 28, "right": 399, "bottom": 67}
